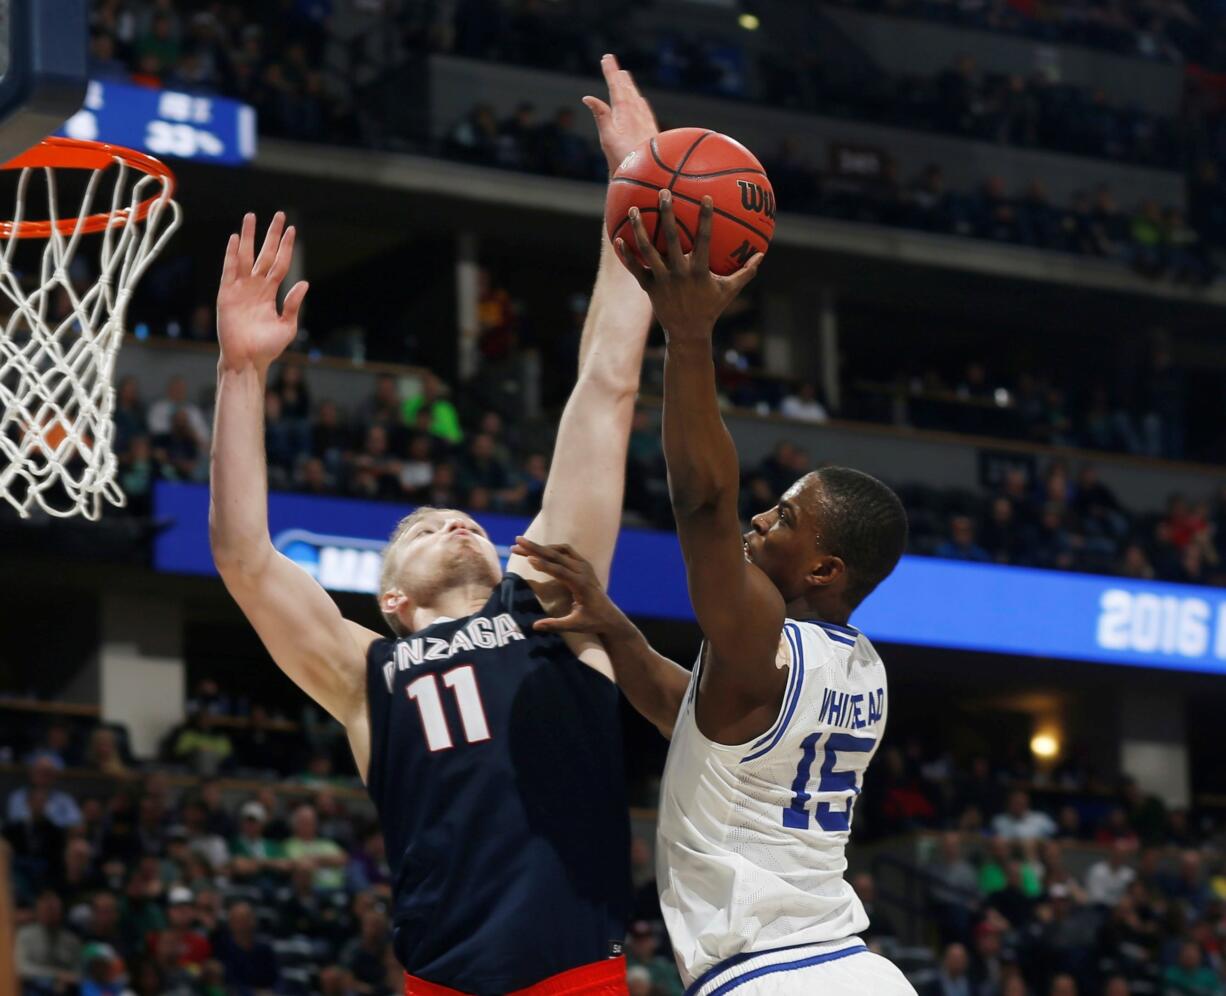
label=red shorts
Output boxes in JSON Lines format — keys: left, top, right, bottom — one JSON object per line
{"left": 404, "top": 956, "right": 628, "bottom": 996}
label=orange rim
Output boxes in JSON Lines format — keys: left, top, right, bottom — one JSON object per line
{"left": 0, "top": 137, "right": 177, "bottom": 240}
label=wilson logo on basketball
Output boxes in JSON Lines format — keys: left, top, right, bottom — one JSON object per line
{"left": 737, "top": 180, "right": 776, "bottom": 220}
{"left": 729, "top": 240, "right": 758, "bottom": 266}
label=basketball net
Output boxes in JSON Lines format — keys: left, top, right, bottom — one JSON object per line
{"left": 0, "top": 138, "right": 181, "bottom": 520}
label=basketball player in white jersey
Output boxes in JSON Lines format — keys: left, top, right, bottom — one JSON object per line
{"left": 512, "top": 193, "right": 917, "bottom": 994}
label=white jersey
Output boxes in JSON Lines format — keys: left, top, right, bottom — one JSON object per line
{"left": 656, "top": 618, "right": 888, "bottom": 988}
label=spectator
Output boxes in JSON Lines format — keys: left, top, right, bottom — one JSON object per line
{"left": 928, "top": 832, "right": 980, "bottom": 942}
{"left": 398, "top": 434, "right": 436, "bottom": 499}
{"left": 82, "top": 892, "right": 126, "bottom": 957}
{"left": 6, "top": 755, "right": 82, "bottom": 829}
{"left": 155, "top": 408, "right": 208, "bottom": 481}
{"left": 84, "top": 727, "right": 127, "bottom": 777}
{"left": 146, "top": 375, "right": 210, "bottom": 445}
{"left": 625, "top": 921, "right": 683, "bottom": 996}
{"left": 340, "top": 908, "right": 390, "bottom": 990}
{"left": 459, "top": 432, "right": 513, "bottom": 499}
{"left": 780, "top": 382, "right": 830, "bottom": 423}
{"left": 145, "top": 886, "right": 211, "bottom": 968}
{"left": 538, "top": 106, "right": 594, "bottom": 179}
{"left": 229, "top": 799, "right": 288, "bottom": 881}
{"left": 346, "top": 824, "right": 391, "bottom": 896}
{"left": 283, "top": 804, "right": 346, "bottom": 892}
{"left": 1085, "top": 839, "right": 1137, "bottom": 906}
{"left": 16, "top": 891, "right": 81, "bottom": 993}
{"left": 347, "top": 424, "right": 402, "bottom": 501}
{"left": 312, "top": 399, "right": 352, "bottom": 476}
{"left": 169, "top": 710, "right": 233, "bottom": 776}
{"left": 924, "top": 942, "right": 972, "bottom": 996}
{"left": 1162, "top": 940, "right": 1221, "bottom": 996}
{"left": 993, "top": 790, "right": 1058, "bottom": 841}
{"left": 402, "top": 372, "right": 463, "bottom": 446}
{"left": 852, "top": 871, "right": 899, "bottom": 943}
{"left": 214, "top": 900, "right": 278, "bottom": 992}
{"left": 936, "top": 515, "right": 992, "bottom": 562}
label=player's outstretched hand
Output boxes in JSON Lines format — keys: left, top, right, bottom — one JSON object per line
{"left": 616, "top": 190, "right": 763, "bottom": 339}
{"left": 511, "top": 537, "right": 631, "bottom": 638}
{"left": 216, "top": 212, "right": 309, "bottom": 372}
{"left": 584, "top": 54, "right": 659, "bottom": 176}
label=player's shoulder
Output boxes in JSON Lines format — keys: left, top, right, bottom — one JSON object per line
{"left": 785, "top": 619, "right": 884, "bottom": 670}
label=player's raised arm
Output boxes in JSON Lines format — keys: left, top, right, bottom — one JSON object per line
{"left": 512, "top": 537, "right": 689, "bottom": 736}
{"left": 617, "top": 194, "right": 787, "bottom": 739}
{"left": 505, "top": 55, "right": 655, "bottom": 590}
{"left": 209, "top": 213, "right": 379, "bottom": 731}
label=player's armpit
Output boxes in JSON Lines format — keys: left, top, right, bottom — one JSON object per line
{"left": 216, "top": 549, "right": 379, "bottom": 728}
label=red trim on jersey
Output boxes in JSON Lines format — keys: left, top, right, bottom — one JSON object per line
{"left": 404, "top": 956, "right": 628, "bottom": 996}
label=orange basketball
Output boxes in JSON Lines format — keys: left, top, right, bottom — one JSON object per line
{"left": 606, "top": 128, "right": 775, "bottom": 277}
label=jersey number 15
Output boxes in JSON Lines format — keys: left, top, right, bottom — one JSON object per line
{"left": 783, "top": 732, "right": 875, "bottom": 831}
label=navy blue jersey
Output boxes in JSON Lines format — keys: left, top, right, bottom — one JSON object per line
{"left": 364, "top": 573, "right": 630, "bottom": 994}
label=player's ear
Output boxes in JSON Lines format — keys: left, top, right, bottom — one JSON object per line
{"left": 805, "top": 554, "right": 844, "bottom": 590}
{"left": 381, "top": 588, "right": 411, "bottom": 620}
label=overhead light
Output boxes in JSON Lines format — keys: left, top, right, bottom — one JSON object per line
{"left": 1030, "top": 732, "right": 1059, "bottom": 759}
{"left": 738, "top": 12, "right": 760, "bottom": 29}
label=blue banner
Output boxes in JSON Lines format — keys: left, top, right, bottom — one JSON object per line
{"left": 153, "top": 481, "right": 1226, "bottom": 675}
{"left": 58, "top": 80, "right": 256, "bottom": 165}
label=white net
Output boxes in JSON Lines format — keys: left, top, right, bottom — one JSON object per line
{"left": 0, "top": 150, "right": 181, "bottom": 519}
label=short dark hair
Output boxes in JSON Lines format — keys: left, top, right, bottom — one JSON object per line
{"left": 812, "top": 466, "right": 908, "bottom": 609}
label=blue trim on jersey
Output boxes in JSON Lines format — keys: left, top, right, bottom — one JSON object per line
{"left": 746, "top": 626, "right": 802, "bottom": 751}
{"left": 801, "top": 620, "right": 860, "bottom": 645}
{"left": 740, "top": 623, "right": 805, "bottom": 763}
{"left": 685, "top": 942, "right": 868, "bottom": 996}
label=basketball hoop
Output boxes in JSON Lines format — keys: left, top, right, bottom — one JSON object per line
{"left": 0, "top": 137, "right": 181, "bottom": 520}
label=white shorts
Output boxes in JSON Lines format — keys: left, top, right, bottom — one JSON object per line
{"left": 685, "top": 939, "right": 918, "bottom": 996}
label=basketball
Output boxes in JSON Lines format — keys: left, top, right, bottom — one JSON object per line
{"left": 606, "top": 128, "right": 775, "bottom": 277}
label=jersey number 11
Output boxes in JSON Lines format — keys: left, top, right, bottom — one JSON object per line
{"left": 406, "top": 666, "right": 491, "bottom": 751}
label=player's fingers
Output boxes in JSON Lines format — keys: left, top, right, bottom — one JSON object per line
{"left": 629, "top": 207, "right": 666, "bottom": 274}
{"left": 582, "top": 95, "right": 611, "bottom": 128}
{"left": 238, "top": 213, "right": 256, "bottom": 272}
{"left": 658, "top": 190, "right": 685, "bottom": 269}
{"left": 269, "top": 226, "right": 296, "bottom": 285}
{"left": 599, "top": 53, "right": 621, "bottom": 93}
{"left": 524, "top": 555, "right": 583, "bottom": 587}
{"left": 220, "top": 234, "right": 239, "bottom": 284}
{"left": 694, "top": 197, "right": 714, "bottom": 272}
{"left": 254, "top": 211, "right": 285, "bottom": 276}
{"left": 724, "top": 251, "right": 764, "bottom": 297}
{"left": 614, "top": 238, "right": 651, "bottom": 289}
{"left": 533, "top": 611, "right": 593, "bottom": 634}
{"left": 280, "top": 280, "right": 309, "bottom": 326}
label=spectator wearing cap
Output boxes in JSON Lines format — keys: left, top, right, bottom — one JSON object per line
{"left": 992, "top": 790, "right": 1057, "bottom": 841}
{"left": 79, "top": 942, "right": 127, "bottom": 996}
{"left": 16, "top": 891, "right": 82, "bottom": 992}
{"left": 6, "top": 754, "right": 82, "bottom": 829}
{"left": 284, "top": 803, "right": 347, "bottom": 892}
{"left": 214, "top": 899, "right": 278, "bottom": 992}
{"left": 229, "top": 800, "right": 288, "bottom": 882}
{"left": 626, "top": 921, "right": 683, "bottom": 996}
{"left": 1085, "top": 838, "right": 1137, "bottom": 907}
{"left": 144, "top": 886, "right": 211, "bottom": 968}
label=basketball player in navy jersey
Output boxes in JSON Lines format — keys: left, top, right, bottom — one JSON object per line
{"left": 512, "top": 197, "right": 917, "bottom": 994}
{"left": 210, "top": 56, "right": 660, "bottom": 996}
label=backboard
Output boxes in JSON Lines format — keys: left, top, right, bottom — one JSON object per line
{"left": 0, "top": 0, "right": 87, "bottom": 164}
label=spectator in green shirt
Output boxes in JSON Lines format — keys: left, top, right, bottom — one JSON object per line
{"left": 228, "top": 801, "right": 289, "bottom": 883}
{"left": 283, "top": 804, "right": 346, "bottom": 892}
{"left": 402, "top": 372, "right": 463, "bottom": 446}
{"left": 171, "top": 711, "right": 233, "bottom": 777}
{"left": 625, "top": 920, "right": 682, "bottom": 996}
{"left": 1164, "top": 940, "right": 1224, "bottom": 996}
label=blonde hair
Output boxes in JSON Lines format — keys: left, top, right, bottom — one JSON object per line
{"left": 377, "top": 507, "right": 463, "bottom": 635}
